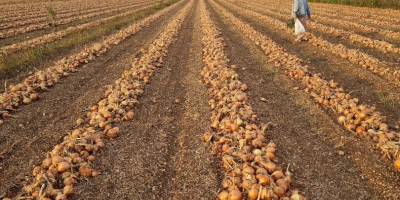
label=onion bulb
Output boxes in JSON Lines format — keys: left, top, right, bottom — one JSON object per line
{"left": 55, "top": 194, "right": 67, "bottom": 200}
{"left": 337, "top": 116, "right": 346, "bottom": 124}
{"left": 63, "top": 185, "right": 74, "bottom": 196}
{"left": 394, "top": 159, "right": 400, "bottom": 170}
{"left": 43, "top": 158, "right": 52, "bottom": 169}
{"left": 228, "top": 190, "right": 243, "bottom": 200}
{"left": 247, "top": 188, "right": 259, "bottom": 200}
{"left": 57, "top": 162, "right": 70, "bottom": 173}
{"left": 218, "top": 190, "right": 229, "bottom": 200}
{"left": 257, "top": 175, "right": 270, "bottom": 186}
{"left": 291, "top": 190, "right": 306, "bottom": 200}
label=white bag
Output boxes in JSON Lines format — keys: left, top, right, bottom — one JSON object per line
{"left": 295, "top": 19, "right": 305, "bottom": 34}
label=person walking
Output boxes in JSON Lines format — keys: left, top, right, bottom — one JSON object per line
{"left": 291, "top": 0, "right": 311, "bottom": 42}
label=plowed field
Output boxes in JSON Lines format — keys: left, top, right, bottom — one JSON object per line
{"left": 1, "top": 0, "right": 400, "bottom": 199}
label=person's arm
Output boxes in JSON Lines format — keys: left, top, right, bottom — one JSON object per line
{"left": 291, "top": 0, "right": 299, "bottom": 19}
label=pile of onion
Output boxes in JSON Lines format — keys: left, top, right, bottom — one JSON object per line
{"left": 199, "top": 1, "right": 306, "bottom": 199}
{"left": 211, "top": 0, "right": 400, "bottom": 170}
{"left": 16, "top": 3, "right": 193, "bottom": 199}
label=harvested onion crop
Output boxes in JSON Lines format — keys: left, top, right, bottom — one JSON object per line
{"left": 15, "top": 2, "right": 193, "bottom": 199}
{"left": 210, "top": 0, "right": 400, "bottom": 170}
{"left": 200, "top": 0, "right": 306, "bottom": 199}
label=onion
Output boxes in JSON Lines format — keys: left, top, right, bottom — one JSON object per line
{"left": 55, "top": 194, "right": 67, "bottom": 200}
{"left": 123, "top": 110, "right": 134, "bottom": 121}
{"left": 107, "top": 127, "right": 120, "bottom": 139}
{"left": 276, "top": 179, "right": 288, "bottom": 191}
{"left": 265, "top": 152, "right": 275, "bottom": 161}
{"left": 394, "top": 160, "right": 400, "bottom": 170}
{"left": 291, "top": 190, "right": 306, "bottom": 200}
{"left": 88, "top": 155, "right": 95, "bottom": 162}
{"left": 32, "top": 166, "right": 41, "bottom": 176}
{"left": 29, "top": 93, "right": 39, "bottom": 101}
{"left": 63, "top": 177, "right": 76, "bottom": 185}
{"left": 218, "top": 190, "right": 229, "bottom": 200}
{"left": 80, "top": 167, "right": 93, "bottom": 178}
{"left": 228, "top": 190, "right": 243, "bottom": 200}
{"left": 271, "top": 170, "right": 284, "bottom": 180}
{"left": 252, "top": 149, "right": 262, "bottom": 156}
{"left": 231, "top": 124, "right": 238, "bottom": 132}
{"left": 52, "top": 155, "right": 64, "bottom": 166}
{"left": 241, "top": 179, "right": 253, "bottom": 190}
{"left": 356, "top": 126, "right": 365, "bottom": 133}
{"left": 63, "top": 185, "right": 74, "bottom": 196}
{"left": 265, "top": 162, "right": 276, "bottom": 173}
{"left": 57, "top": 162, "right": 70, "bottom": 173}
{"left": 242, "top": 166, "right": 255, "bottom": 175}
{"left": 43, "top": 158, "right": 52, "bottom": 169}
{"left": 257, "top": 175, "right": 270, "bottom": 186}
{"left": 337, "top": 116, "right": 346, "bottom": 124}
{"left": 71, "top": 129, "right": 81, "bottom": 138}
{"left": 256, "top": 168, "right": 268, "bottom": 175}
{"left": 203, "top": 132, "right": 212, "bottom": 142}
{"left": 274, "top": 186, "right": 285, "bottom": 197}
{"left": 248, "top": 188, "right": 259, "bottom": 199}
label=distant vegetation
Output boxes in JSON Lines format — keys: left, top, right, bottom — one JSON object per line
{"left": 308, "top": 0, "right": 400, "bottom": 9}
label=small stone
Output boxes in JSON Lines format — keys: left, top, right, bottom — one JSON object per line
{"left": 338, "top": 150, "right": 345, "bottom": 156}
{"left": 260, "top": 97, "right": 268, "bottom": 102}
{"left": 174, "top": 99, "right": 180, "bottom": 104}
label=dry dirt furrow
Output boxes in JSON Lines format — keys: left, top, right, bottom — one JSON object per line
{"left": 216, "top": 0, "right": 400, "bottom": 128}
{"left": 69, "top": 1, "right": 220, "bottom": 198}
{"left": 0, "top": 2, "right": 186, "bottom": 197}
{"left": 208, "top": 1, "right": 400, "bottom": 199}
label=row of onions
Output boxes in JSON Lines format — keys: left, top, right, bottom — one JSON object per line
{"left": 0, "top": 0, "right": 149, "bottom": 30}
{"left": 0, "top": 0, "right": 183, "bottom": 124}
{"left": 220, "top": 0, "right": 400, "bottom": 88}
{"left": 0, "top": 2, "right": 154, "bottom": 56}
{"left": 0, "top": 0, "right": 153, "bottom": 39}
{"left": 0, "top": 0, "right": 136, "bottom": 23}
{"left": 210, "top": 0, "right": 400, "bottom": 170}
{"left": 234, "top": 0, "right": 400, "bottom": 56}
{"left": 3, "top": 2, "right": 192, "bottom": 199}
{"left": 200, "top": 0, "right": 306, "bottom": 199}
